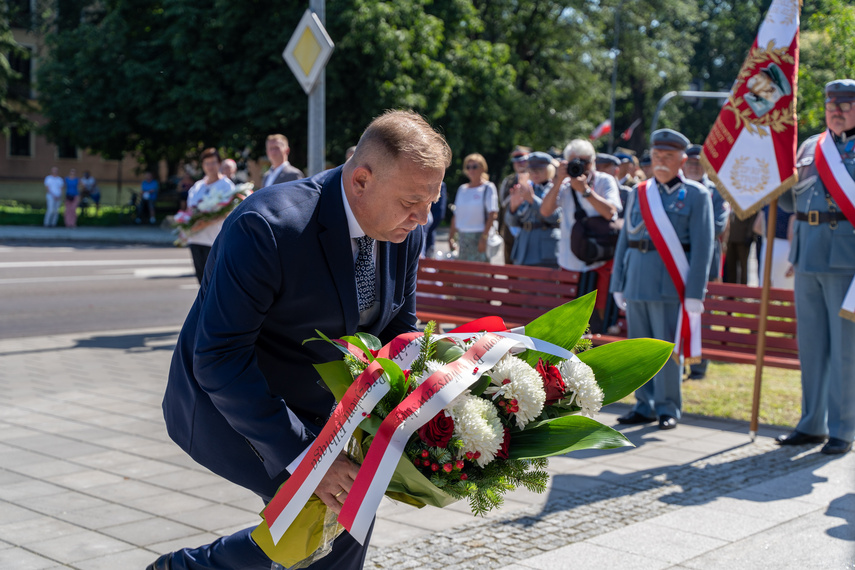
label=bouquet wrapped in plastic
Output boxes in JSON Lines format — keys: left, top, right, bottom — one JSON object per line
{"left": 252, "top": 293, "right": 672, "bottom": 568}
{"left": 171, "top": 182, "right": 253, "bottom": 245}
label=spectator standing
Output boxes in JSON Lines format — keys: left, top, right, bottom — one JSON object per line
{"left": 178, "top": 173, "right": 194, "bottom": 211}
{"left": 541, "top": 139, "right": 621, "bottom": 331}
{"left": 43, "top": 166, "right": 64, "bottom": 227}
{"left": 596, "top": 153, "right": 630, "bottom": 215}
{"left": 81, "top": 170, "right": 100, "bottom": 214}
{"left": 449, "top": 153, "right": 499, "bottom": 262}
{"left": 775, "top": 79, "right": 855, "bottom": 455}
{"left": 63, "top": 168, "right": 80, "bottom": 228}
{"left": 610, "top": 129, "right": 714, "bottom": 430}
{"left": 724, "top": 210, "right": 757, "bottom": 284}
{"left": 138, "top": 172, "right": 160, "bottom": 225}
{"left": 220, "top": 158, "right": 238, "bottom": 183}
{"left": 505, "top": 151, "right": 560, "bottom": 267}
{"left": 755, "top": 204, "right": 795, "bottom": 290}
{"left": 423, "top": 181, "right": 447, "bottom": 258}
{"left": 186, "top": 148, "right": 236, "bottom": 283}
{"left": 261, "top": 134, "right": 304, "bottom": 188}
{"left": 498, "top": 146, "right": 531, "bottom": 263}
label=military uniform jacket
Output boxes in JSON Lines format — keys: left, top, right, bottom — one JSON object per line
{"left": 611, "top": 178, "right": 714, "bottom": 302}
{"left": 779, "top": 133, "right": 855, "bottom": 274}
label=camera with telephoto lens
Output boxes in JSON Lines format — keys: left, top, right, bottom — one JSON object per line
{"left": 567, "top": 158, "right": 588, "bottom": 178}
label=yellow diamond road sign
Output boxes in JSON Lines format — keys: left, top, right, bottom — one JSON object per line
{"left": 283, "top": 9, "right": 334, "bottom": 95}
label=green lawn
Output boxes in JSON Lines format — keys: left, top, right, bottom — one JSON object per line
{"left": 620, "top": 361, "right": 802, "bottom": 428}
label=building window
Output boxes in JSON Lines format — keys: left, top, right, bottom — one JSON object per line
{"left": 9, "top": 130, "right": 32, "bottom": 157}
{"left": 57, "top": 137, "right": 78, "bottom": 159}
{"left": 8, "top": 45, "right": 33, "bottom": 100}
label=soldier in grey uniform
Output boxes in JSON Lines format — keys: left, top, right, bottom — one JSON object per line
{"left": 776, "top": 79, "right": 855, "bottom": 455}
{"left": 684, "top": 143, "right": 731, "bottom": 379}
{"left": 610, "top": 129, "right": 714, "bottom": 430}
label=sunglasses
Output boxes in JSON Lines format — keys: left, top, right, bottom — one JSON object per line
{"left": 465, "top": 164, "right": 482, "bottom": 170}
{"left": 826, "top": 100, "right": 854, "bottom": 113}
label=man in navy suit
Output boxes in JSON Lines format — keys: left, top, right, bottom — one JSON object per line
{"left": 148, "top": 110, "right": 451, "bottom": 570}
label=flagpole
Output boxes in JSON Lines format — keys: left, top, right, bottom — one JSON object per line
{"left": 749, "top": 199, "right": 778, "bottom": 440}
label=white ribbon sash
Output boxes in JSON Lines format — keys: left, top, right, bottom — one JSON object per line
{"left": 637, "top": 180, "right": 703, "bottom": 361}
{"left": 815, "top": 130, "right": 855, "bottom": 321}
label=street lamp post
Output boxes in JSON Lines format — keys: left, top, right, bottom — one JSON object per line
{"left": 307, "top": 0, "right": 325, "bottom": 175}
{"left": 607, "top": 0, "right": 626, "bottom": 153}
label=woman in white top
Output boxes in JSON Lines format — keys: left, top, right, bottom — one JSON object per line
{"left": 449, "top": 153, "right": 499, "bottom": 262}
{"left": 186, "top": 148, "right": 235, "bottom": 283}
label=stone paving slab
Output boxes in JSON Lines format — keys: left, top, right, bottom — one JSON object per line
{"left": 0, "top": 326, "right": 851, "bottom": 569}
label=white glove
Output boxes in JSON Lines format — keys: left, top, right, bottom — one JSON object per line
{"left": 613, "top": 292, "right": 626, "bottom": 310}
{"left": 684, "top": 298, "right": 704, "bottom": 315}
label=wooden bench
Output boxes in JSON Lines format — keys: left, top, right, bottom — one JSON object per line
{"left": 589, "top": 282, "right": 799, "bottom": 369}
{"left": 416, "top": 258, "right": 582, "bottom": 329}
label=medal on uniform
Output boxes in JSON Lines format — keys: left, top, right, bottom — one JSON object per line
{"left": 815, "top": 129, "right": 855, "bottom": 321}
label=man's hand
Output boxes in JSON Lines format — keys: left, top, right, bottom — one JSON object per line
{"left": 613, "top": 292, "right": 627, "bottom": 310}
{"left": 569, "top": 172, "right": 590, "bottom": 195}
{"left": 314, "top": 453, "right": 361, "bottom": 514}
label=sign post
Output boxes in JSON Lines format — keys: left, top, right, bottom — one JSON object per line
{"left": 283, "top": 3, "right": 334, "bottom": 175}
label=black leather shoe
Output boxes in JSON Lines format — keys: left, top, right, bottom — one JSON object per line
{"left": 658, "top": 415, "right": 678, "bottom": 430}
{"left": 146, "top": 554, "right": 171, "bottom": 570}
{"left": 775, "top": 431, "right": 827, "bottom": 446}
{"left": 617, "top": 411, "right": 656, "bottom": 425}
{"left": 821, "top": 438, "right": 853, "bottom": 455}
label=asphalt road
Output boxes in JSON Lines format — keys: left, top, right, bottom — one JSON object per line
{"left": 0, "top": 242, "right": 199, "bottom": 339}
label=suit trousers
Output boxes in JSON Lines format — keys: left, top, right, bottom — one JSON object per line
{"left": 626, "top": 300, "right": 682, "bottom": 419}
{"left": 793, "top": 271, "right": 855, "bottom": 442}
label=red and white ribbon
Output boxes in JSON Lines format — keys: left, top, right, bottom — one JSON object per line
{"left": 338, "top": 333, "right": 521, "bottom": 544}
{"left": 263, "top": 360, "right": 390, "bottom": 544}
{"left": 637, "top": 180, "right": 703, "bottom": 361}
{"left": 815, "top": 130, "right": 855, "bottom": 321}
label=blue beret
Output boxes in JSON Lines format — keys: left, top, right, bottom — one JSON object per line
{"left": 686, "top": 144, "right": 703, "bottom": 158}
{"left": 826, "top": 79, "right": 855, "bottom": 99}
{"left": 614, "top": 152, "right": 632, "bottom": 163}
{"left": 596, "top": 153, "right": 620, "bottom": 166}
{"left": 527, "top": 151, "right": 556, "bottom": 168}
{"left": 651, "top": 128, "right": 690, "bottom": 151}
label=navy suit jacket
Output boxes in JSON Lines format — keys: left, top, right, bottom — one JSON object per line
{"left": 163, "top": 166, "right": 422, "bottom": 497}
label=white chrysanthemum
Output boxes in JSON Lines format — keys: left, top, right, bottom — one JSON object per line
{"left": 410, "top": 360, "right": 445, "bottom": 386}
{"left": 558, "top": 359, "right": 603, "bottom": 417}
{"left": 448, "top": 394, "right": 504, "bottom": 467}
{"left": 484, "top": 355, "right": 546, "bottom": 428}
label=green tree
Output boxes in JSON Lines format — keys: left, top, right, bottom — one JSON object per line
{"left": 1, "top": 1, "right": 35, "bottom": 135}
{"left": 798, "top": 0, "right": 855, "bottom": 140}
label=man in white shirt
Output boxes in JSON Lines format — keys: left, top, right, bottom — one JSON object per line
{"left": 261, "top": 134, "right": 304, "bottom": 188}
{"left": 43, "top": 166, "right": 64, "bottom": 227}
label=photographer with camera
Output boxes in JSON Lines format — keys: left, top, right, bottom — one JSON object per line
{"left": 541, "top": 139, "right": 622, "bottom": 332}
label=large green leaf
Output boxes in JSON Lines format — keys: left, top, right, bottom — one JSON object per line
{"left": 314, "top": 361, "right": 354, "bottom": 402}
{"left": 577, "top": 338, "right": 673, "bottom": 406}
{"left": 508, "top": 415, "right": 632, "bottom": 459}
{"left": 520, "top": 292, "right": 596, "bottom": 367}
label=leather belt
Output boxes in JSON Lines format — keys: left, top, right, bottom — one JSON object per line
{"left": 521, "top": 221, "right": 558, "bottom": 231}
{"left": 627, "top": 239, "right": 690, "bottom": 253}
{"left": 795, "top": 211, "right": 849, "bottom": 226}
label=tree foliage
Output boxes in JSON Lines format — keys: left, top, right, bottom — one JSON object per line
{"left": 33, "top": 0, "right": 851, "bottom": 180}
{"left": 1, "top": 1, "right": 36, "bottom": 135}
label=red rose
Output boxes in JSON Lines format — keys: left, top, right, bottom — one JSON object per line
{"left": 537, "top": 358, "right": 566, "bottom": 405}
{"left": 496, "top": 426, "right": 511, "bottom": 459}
{"left": 418, "top": 412, "right": 454, "bottom": 448}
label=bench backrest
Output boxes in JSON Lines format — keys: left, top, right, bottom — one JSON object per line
{"left": 703, "top": 282, "right": 798, "bottom": 359}
{"left": 416, "top": 258, "right": 581, "bottom": 327}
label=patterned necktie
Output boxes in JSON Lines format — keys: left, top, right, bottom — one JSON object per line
{"left": 355, "top": 235, "right": 376, "bottom": 312}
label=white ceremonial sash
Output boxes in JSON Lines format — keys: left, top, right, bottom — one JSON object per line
{"left": 815, "top": 130, "right": 855, "bottom": 321}
{"left": 637, "top": 180, "right": 703, "bottom": 362}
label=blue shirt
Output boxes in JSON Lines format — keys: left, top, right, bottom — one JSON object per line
{"left": 64, "top": 177, "right": 79, "bottom": 197}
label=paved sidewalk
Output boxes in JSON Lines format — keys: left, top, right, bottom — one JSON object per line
{"left": 0, "top": 327, "right": 851, "bottom": 569}
{"left": 0, "top": 225, "right": 177, "bottom": 246}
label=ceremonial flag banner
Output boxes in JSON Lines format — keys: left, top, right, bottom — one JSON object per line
{"left": 701, "top": 0, "right": 800, "bottom": 220}
{"left": 589, "top": 120, "right": 611, "bottom": 141}
{"left": 250, "top": 294, "right": 675, "bottom": 568}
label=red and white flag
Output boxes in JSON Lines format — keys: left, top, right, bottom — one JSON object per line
{"left": 589, "top": 120, "right": 611, "bottom": 141}
{"left": 620, "top": 118, "right": 642, "bottom": 141}
{"left": 701, "top": 0, "right": 800, "bottom": 220}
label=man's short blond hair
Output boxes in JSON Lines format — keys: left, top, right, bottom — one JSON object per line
{"left": 266, "top": 134, "right": 289, "bottom": 149}
{"left": 350, "top": 110, "right": 452, "bottom": 172}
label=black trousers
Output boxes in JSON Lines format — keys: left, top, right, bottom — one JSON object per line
{"left": 189, "top": 244, "right": 211, "bottom": 284}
